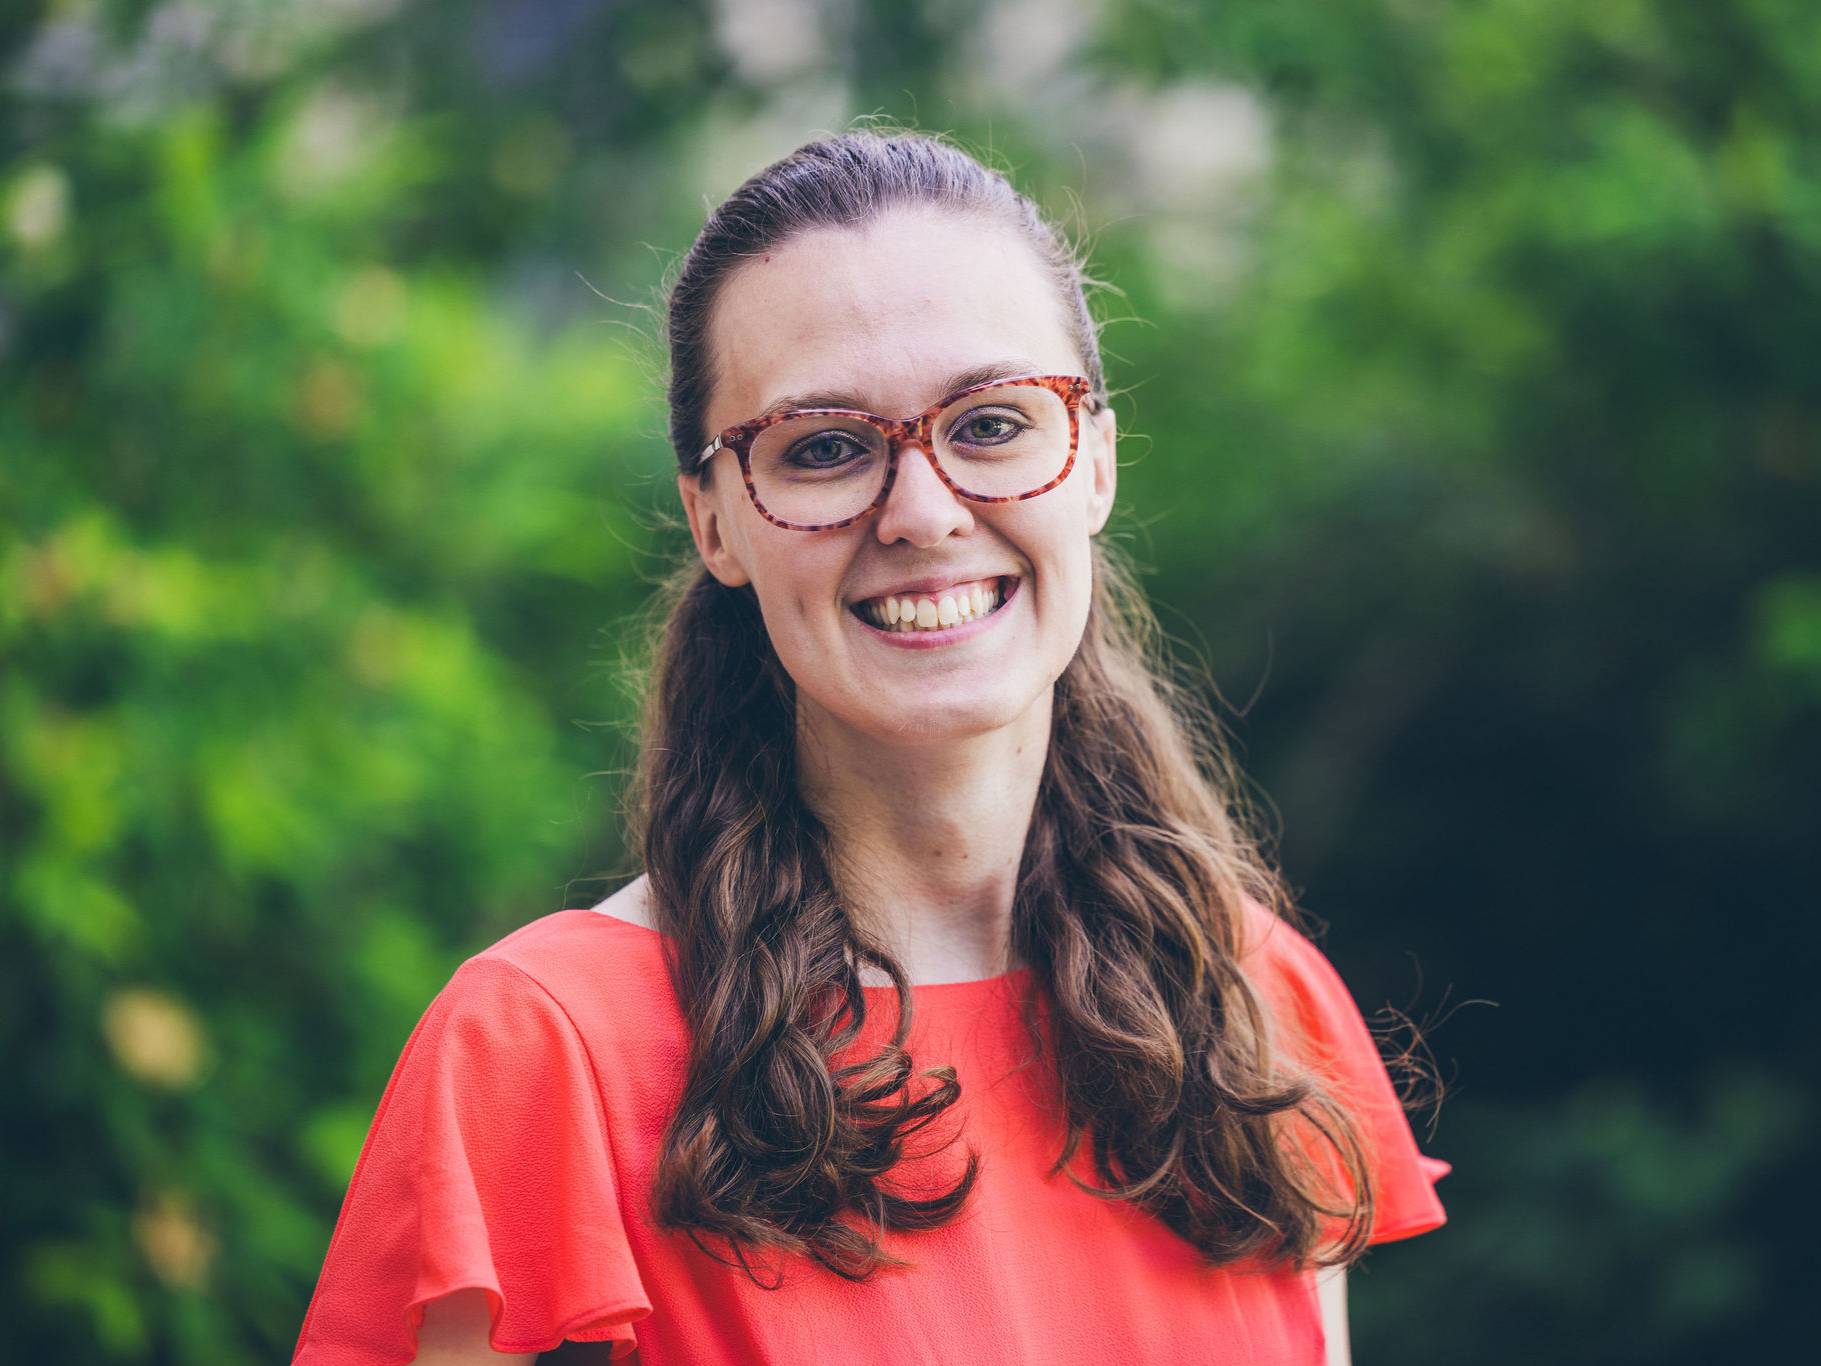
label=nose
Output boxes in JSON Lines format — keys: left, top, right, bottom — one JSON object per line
{"left": 870, "top": 440, "right": 973, "bottom": 546}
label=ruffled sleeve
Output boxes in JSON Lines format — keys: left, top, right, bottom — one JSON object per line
{"left": 1239, "top": 899, "right": 1451, "bottom": 1248}
{"left": 293, "top": 953, "right": 652, "bottom": 1364}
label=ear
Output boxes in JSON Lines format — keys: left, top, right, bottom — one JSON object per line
{"left": 1085, "top": 402, "right": 1118, "bottom": 537}
{"left": 677, "top": 470, "right": 753, "bottom": 588}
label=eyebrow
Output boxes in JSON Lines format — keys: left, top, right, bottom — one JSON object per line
{"left": 752, "top": 359, "right": 1047, "bottom": 421}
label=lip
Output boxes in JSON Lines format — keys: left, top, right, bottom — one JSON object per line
{"left": 849, "top": 575, "right": 1023, "bottom": 650}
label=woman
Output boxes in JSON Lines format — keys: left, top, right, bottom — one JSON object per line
{"left": 292, "top": 128, "right": 1450, "bottom": 1366}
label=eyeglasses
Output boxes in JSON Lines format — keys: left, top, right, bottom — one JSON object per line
{"left": 691, "top": 373, "right": 1101, "bottom": 532}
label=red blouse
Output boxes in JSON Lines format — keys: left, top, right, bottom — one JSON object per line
{"left": 292, "top": 897, "right": 1450, "bottom": 1364}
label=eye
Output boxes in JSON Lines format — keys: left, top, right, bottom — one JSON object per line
{"left": 949, "top": 409, "right": 1029, "bottom": 447}
{"left": 784, "top": 431, "right": 869, "bottom": 469}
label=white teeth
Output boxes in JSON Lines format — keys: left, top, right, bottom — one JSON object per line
{"left": 859, "top": 578, "right": 1012, "bottom": 633}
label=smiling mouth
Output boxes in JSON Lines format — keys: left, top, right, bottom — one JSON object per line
{"left": 848, "top": 576, "right": 1017, "bottom": 632}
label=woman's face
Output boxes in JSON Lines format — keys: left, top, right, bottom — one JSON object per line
{"left": 678, "top": 206, "right": 1117, "bottom": 746}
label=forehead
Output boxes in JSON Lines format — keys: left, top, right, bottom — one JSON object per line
{"left": 704, "top": 208, "right": 1081, "bottom": 432}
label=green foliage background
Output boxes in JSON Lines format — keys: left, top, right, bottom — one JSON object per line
{"left": 4, "top": 1, "right": 1815, "bottom": 1360}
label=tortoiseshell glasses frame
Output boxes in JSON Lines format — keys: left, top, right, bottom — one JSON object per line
{"left": 690, "top": 373, "right": 1103, "bottom": 532}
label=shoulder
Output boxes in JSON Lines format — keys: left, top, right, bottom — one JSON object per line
{"left": 1231, "top": 892, "right": 1371, "bottom": 1069}
{"left": 586, "top": 871, "right": 659, "bottom": 930}
{"left": 440, "top": 876, "right": 677, "bottom": 1045}
{"left": 1233, "top": 890, "right": 1333, "bottom": 988}
{"left": 472, "top": 874, "right": 661, "bottom": 975}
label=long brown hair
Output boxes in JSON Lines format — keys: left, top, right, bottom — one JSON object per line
{"left": 620, "top": 126, "right": 1393, "bottom": 1286}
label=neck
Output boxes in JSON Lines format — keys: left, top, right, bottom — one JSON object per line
{"left": 796, "top": 689, "right": 1052, "bottom": 986}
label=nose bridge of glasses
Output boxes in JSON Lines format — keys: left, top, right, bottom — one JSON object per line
{"left": 878, "top": 409, "right": 937, "bottom": 467}
{"left": 874, "top": 422, "right": 963, "bottom": 514}
{"left": 890, "top": 409, "right": 938, "bottom": 449}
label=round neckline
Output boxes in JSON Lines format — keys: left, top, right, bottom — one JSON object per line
{"left": 575, "top": 907, "right": 1035, "bottom": 992}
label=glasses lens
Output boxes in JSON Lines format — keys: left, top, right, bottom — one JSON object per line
{"left": 934, "top": 382, "right": 1071, "bottom": 498}
{"left": 746, "top": 383, "right": 1073, "bottom": 526}
{"left": 749, "top": 415, "right": 890, "bottom": 526}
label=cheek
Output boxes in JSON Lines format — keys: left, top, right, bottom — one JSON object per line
{"left": 1026, "top": 522, "right": 1096, "bottom": 627}
{"left": 748, "top": 536, "right": 850, "bottom": 625}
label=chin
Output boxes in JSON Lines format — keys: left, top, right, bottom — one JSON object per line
{"left": 877, "top": 687, "right": 1034, "bottom": 741}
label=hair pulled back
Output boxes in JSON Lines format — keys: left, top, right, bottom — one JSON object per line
{"left": 625, "top": 126, "right": 1385, "bottom": 1285}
